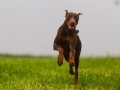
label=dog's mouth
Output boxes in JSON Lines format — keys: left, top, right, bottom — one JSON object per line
{"left": 67, "top": 22, "right": 76, "bottom": 30}
{"left": 68, "top": 25, "right": 75, "bottom": 30}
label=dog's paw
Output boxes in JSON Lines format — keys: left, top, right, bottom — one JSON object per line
{"left": 74, "top": 79, "right": 78, "bottom": 85}
{"left": 57, "top": 60, "right": 63, "bottom": 66}
{"left": 69, "top": 60, "right": 75, "bottom": 66}
{"left": 69, "top": 70, "right": 75, "bottom": 75}
{"left": 57, "top": 56, "right": 63, "bottom": 66}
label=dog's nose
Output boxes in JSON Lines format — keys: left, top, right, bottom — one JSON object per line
{"left": 70, "top": 22, "right": 75, "bottom": 27}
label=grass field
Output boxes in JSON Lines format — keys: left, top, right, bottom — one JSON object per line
{"left": 0, "top": 55, "right": 120, "bottom": 90}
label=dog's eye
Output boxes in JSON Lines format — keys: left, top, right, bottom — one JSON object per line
{"left": 74, "top": 16, "right": 77, "bottom": 18}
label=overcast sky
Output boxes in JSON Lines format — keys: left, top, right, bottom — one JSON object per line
{"left": 0, "top": 0, "right": 120, "bottom": 56}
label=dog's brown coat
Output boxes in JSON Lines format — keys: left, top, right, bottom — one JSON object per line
{"left": 53, "top": 10, "right": 82, "bottom": 84}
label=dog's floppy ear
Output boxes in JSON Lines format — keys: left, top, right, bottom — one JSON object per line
{"left": 65, "top": 10, "right": 68, "bottom": 17}
{"left": 78, "top": 13, "right": 83, "bottom": 16}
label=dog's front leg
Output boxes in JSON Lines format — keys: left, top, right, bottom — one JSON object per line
{"left": 69, "top": 44, "right": 76, "bottom": 66}
{"left": 53, "top": 43, "right": 64, "bottom": 66}
{"left": 67, "top": 35, "right": 76, "bottom": 66}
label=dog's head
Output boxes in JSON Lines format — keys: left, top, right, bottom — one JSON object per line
{"left": 64, "top": 10, "right": 82, "bottom": 30}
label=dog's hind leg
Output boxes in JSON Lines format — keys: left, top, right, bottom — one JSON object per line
{"left": 74, "top": 55, "right": 80, "bottom": 85}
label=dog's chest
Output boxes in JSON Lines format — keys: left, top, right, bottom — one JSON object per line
{"left": 61, "top": 41, "right": 70, "bottom": 54}
{"left": 66, "top": 32, "right": 77, "bottom": 45}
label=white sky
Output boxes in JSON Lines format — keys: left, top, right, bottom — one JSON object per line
{"left": 0, "top": 0, "right": 120, "bottom": 56}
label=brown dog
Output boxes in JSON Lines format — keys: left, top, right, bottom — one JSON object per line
{"left": 53, "top": 10, "right": 82, "bottom": 84}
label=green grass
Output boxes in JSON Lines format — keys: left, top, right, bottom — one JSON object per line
{"left": 0, "top": 56, "right": 120, "bottom": 90}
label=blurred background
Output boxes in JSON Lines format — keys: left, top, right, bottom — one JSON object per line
{"left": 0, "top": 0, "right": 120, "bottom": 57}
